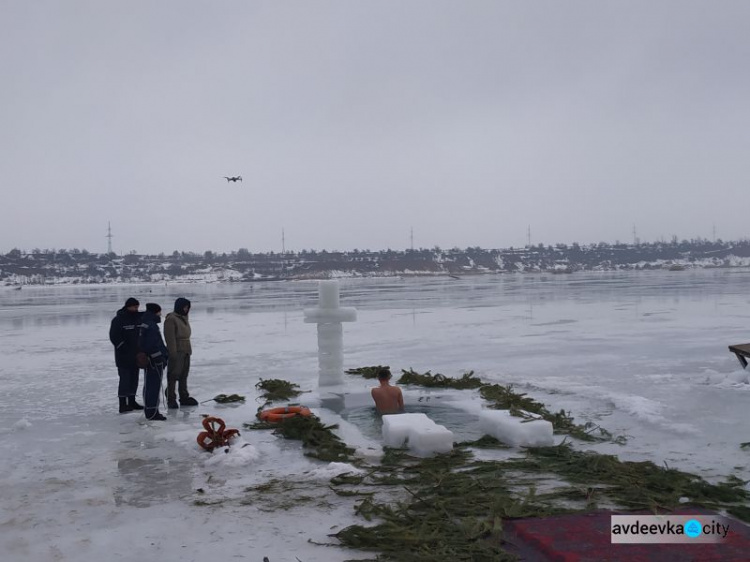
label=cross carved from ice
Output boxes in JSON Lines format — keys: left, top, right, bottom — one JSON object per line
{"left": 303, "top": 280, "right": 357, "bottom": 386}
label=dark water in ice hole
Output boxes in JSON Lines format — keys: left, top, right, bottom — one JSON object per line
{"left": 340, "top": 399, "right": 484, "bottom": 444}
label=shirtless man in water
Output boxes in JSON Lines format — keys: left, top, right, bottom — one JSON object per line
{"left": 371, "top": 368, "right": 404, "bottom": 414}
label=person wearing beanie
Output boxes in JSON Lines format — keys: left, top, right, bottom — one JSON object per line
{"left": 138, "top": 303, "right": 169, "bottom": 421}
{"left": 109, "top": 297, "right": 144, "bottom": 413}
{"left": 163, "top": 297, "right": 197, "bottom": 408}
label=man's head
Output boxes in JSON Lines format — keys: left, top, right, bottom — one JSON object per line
{"left": 146, "top": 303, "right": 162, "bottom": 315}
{"left": 377, "top": 368, "right": 392, "bottom": 382}
{"left": 124, "top": 297, "right": 139, "bottom": 312}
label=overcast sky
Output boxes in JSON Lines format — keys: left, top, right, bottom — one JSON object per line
{"left": 2, "top": 1, "right": 749, "bottom": 255}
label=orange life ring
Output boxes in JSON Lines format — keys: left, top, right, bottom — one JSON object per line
{"left": 258, "top": 406, "right": 312, "bottom": 422}
{"left": 196, "top": 416, "right": 240, "bottom": 451}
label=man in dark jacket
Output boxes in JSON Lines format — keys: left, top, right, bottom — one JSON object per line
{"left": 109, "top": 297, "right": 144, "bottom": 413}
{"left": 138, "top": 303, "right": 169, "bottom": 421}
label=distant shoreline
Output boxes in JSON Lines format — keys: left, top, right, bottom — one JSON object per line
{"left": 4, "top": 241, "right": 750, "bottom": 286}
{"left": 4, "top": 265, "right": 750, "bottom": 289}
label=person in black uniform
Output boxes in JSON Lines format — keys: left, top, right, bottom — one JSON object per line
{"left": 138, "top": 303, "right": 169, "bottom": 421}
{"left": 109, "top": 297, "right": 145, "bottom": 413}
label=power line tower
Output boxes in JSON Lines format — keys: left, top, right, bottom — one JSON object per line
{"left": 106, "top": 222, "right": 113, "bottom": 254}
{"left": 633, "top": 224, "right": 639, "bottom": 245}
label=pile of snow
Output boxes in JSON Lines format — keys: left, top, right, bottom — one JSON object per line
{"left": 203, "top": 439, "right": 261, "bottom": 468}
{"left": 705, "top": 369, "right": 750, "bottom": 386}
{"left": 303, "top": 462, "right": 364, "bottom": 480}
{"left": 11, "top": 418, "right": 32, "bottom": 430}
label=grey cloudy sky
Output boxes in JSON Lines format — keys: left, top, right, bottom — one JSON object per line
{"left": 2, "top": 1, "right": 749, "bottom": 255}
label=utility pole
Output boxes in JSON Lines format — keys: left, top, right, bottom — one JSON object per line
{"left": 713, "top": 224, "right": 716, "bottom": 243}
{"left": 282, "top": 227, "right": 286, "bottom": 254}
{"left": 527, "top": 225, "right": 531, "bottom": 248}
{"left": 106, "top": 222, "right": 113, "bottom": 254}
{"left": 410, "top": 227, "right": 414, "bottom": 251}
{"left": 633, "top": 224, "right": 638, "bottom": 245}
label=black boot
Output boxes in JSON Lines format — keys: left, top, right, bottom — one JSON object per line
{"left": 119, "top": 397, "right": 133, "bottom": 414}
{"left": 181, "top": 396, "right": 199, "bottom": 406}
{"left": 128, "top": 396, "right": 144, "bottom": 410}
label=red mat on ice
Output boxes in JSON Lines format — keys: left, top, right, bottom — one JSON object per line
{"left": 502, "top": 508, "right": 750, "bottom": 562}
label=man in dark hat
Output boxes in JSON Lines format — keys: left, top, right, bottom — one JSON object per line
{"left": 109, "top": 297, "right": 145, "bottom": 413}
{"left": 138, "top": 303, "right": 169, "bottom": 421}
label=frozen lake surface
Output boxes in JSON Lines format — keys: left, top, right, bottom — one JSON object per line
{"left": 2, "top": 270, "right": 750, "bottom": 561}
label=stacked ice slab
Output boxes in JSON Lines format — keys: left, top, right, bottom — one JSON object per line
{"left": 382, "top": 413, "right": 454, "bottom": 455}
{"left": 479, "top": 409, "right": 554, "bottom": 447}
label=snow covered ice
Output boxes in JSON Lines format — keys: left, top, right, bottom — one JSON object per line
{"left": 2, "top": 270, "right": 750, "bottom": 561}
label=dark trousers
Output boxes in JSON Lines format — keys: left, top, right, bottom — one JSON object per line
{"left": 166, "top": 353, "right": 191, "bottom": 402}
{"left": 143, "top": 362, "right": 165, "bottom": 419}
{"left": 117, "top": 366, "right": 140, "bottom": 397}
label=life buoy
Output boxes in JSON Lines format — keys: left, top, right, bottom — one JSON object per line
{"left": 258, "top": 405, "right": 312, "bottom": 422}
{"left": 196, "top": 416, "right": 240, "bottom": 451}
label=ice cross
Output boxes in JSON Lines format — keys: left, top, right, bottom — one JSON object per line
{"left": 303, "top": 280, "right": 357, "bottom": 386}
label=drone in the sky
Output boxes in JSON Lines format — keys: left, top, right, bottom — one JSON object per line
{"left": 224, "top": 176, "right": 242, "bottom": 183}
